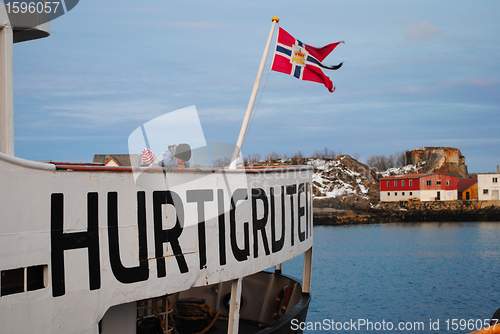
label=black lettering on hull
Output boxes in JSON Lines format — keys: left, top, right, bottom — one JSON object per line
{"left": 153, "top": 190, "right": 188, "bottom": 276}
{"left": 186, "top": 189, "right": 214, "bottom": 270}
{"left": 252, "top": 188, "right": 270, "bottom": 258}
{"left": 298, "top": 183, "right": 306, "bottom": 242}
{"left": 270, "top": 186, "right": 285, "bottom": 253}
{"left": 48, "top": 181, "right": 313, "bottom": 296}
{"left": 286, "top": 185, "right": 297, "bottom": 246}
{"left": 51, "top": 193, "right": 100, "bottom": 297}
{"left": 230, "top": 188, "right": 249, "bottom": 262}
{"left": 217, "top": 189, "right": 226, "bottom": 266}
{"left": 107, "top": 192, "right": 149, "bottom": 284}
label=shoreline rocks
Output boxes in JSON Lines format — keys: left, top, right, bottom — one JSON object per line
{"left": 313, "top": 200, "right": 500, "bottom": 225}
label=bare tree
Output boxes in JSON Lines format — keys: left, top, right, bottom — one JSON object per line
{"left": 251, "top": 153, "right": 262, "bottom": 164}
{"left": 312, "top": 150, "right": 323, "bottom": 159}
{"left": 324, "top": 147, "right": 336, "bottom": 159}
{"left": 387, "top": 154, "right": 395, "bottom": 168}
{"left": 213, "top": 157, "right": 231, "bottom": 167}
{"left": 395, "top": 151, "right": 405, "bottom": 167}
{"left": 365, "top": 151, "right": 406, "bottom": 171}
{"left": 265, "top": 151, "right": 281, "bottom": 163}
{"left": 245, "top": 152, "right": 262, "bottom": 165}
{"left": 291, "top": 151, "right": 305, "bottom": 165}
{"left": 366, "top": 155, "right": 389, "bottom": 171}
{"left": 311, "top": 147, "right": 336, "bottom": 160}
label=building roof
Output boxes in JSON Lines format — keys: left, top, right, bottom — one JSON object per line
{"left": 93, "top": 154, "right": 141, "bottom": 167}
{"left": 380, "top": 172, "right": 457, "bottom": 180}
{"left": 457, "top": 177, "right": 478, "bottom": 192}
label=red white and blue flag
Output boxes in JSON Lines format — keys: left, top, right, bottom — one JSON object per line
{"left": 271, "top": 27, "right": 343, "bottom": 92}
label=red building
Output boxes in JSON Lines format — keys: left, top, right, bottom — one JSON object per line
{"left": 380, "top": 173, "right": 458, "bottom": 202}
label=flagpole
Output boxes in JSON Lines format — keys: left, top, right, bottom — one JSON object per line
{"left": 229, "top": 17, "right": 279, "bottom": 169}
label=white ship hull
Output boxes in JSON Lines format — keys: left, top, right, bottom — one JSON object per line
{"left": 0, "top": 153, "right": 313, "bottom": 333}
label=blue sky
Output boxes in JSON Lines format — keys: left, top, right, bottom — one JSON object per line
{"left": 9, "top": 0, "right": 500, "bottom": 172}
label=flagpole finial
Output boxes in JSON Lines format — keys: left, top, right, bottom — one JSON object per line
{"left": 272, "top": 17, "right": 279, "bottom": 22}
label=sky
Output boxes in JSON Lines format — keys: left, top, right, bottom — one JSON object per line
{"left": 7, "top": 0, "right": 500, "bottom": 173}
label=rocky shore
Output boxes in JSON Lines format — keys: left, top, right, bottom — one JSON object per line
{"left": 313, "top": 199, "right": 500, "bottom": 225}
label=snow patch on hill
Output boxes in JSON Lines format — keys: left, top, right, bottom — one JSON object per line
{"left": 307, "top": 156, "right": 376, "bottom": 200}
{"left": 377, "top": 162, "right": 425, "bottom": 178}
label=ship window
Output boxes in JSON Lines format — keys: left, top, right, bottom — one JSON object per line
{"left": 1, "top": 268, "right": 24, "bottom": 296}
{"left": 1, "top": 265, "right": 47, "bottom": 296}
{"left": 27, "top": 265, "right": 47, "bottom": 291}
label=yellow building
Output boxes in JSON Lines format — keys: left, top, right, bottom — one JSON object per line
{"left": 458, "top": 177, "right": 478, "bottom": 200}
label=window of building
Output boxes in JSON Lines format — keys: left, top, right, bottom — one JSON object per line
{"left": 484, "top": 189, "right": 489, "bottom": 195}
{"left": 395, "top": 192, "right": 397, "bottom": 196}
{"left": 402, "top": 180, "right": 405, "bottom": 187}
{"left": 493, "top": 177, "right": 498, "bottom": 183}
{"left": 437, "top": 180, "right": 442, "bottom": 185}
{"left": 409, "top": 192, "right": 413, "bottom": 196}
{"left": 446, "top": 180, "right": 451, "bottom": 186}
{"left": 394, "top": 181, "right": 397, "bottom": 187}
{"left": 387, "top": 192, "right": 390, "bottom": 196}
{"left": 402, "top": 192, "right": 405, "bottom": 196}
{"left": 426, "top": 180, "right": 432, "bottom": 186}
{"left": 409, "top": 180, "right": 412, "bottom": 187}
{"left": 387, "top": 181, "right": 389, "bottom": 187}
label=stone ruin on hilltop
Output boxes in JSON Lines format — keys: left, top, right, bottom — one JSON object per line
{"left": 405, "top": 147, "right": 468, "bottom": 179}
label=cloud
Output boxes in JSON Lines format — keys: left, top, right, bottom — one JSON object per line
{"left": 466, "top": 78, "right": 500, "bottom": 87}
{"left": 39, "top": 99, "right": 176, "bottom": 129}
{"left": 138, "top": 21, "right": 226, "bottom": 29}
{"left": 405, "top": 20, "right": 442, "bottom": 40}
{"left": 166, "top": 22, "right": 225, "bottom": 28}
{"left": 442, "top": 77, "right": 500, "bottom": 89}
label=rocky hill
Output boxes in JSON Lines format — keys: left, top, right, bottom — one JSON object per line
{"left": 306, "top": 155, "right": 379, "bottom": 206}
{"left": 252, "top": 146, "right": 471, "bottom": 215}
{"left": 247, "top": 146, "right": 494, "bottom": 224}
{"left": 276, "top": 154, "right": 421, "bottom": 209}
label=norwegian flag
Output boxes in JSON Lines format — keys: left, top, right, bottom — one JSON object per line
{"left": 271, "top": 27, "right": 343, "bottom": 92}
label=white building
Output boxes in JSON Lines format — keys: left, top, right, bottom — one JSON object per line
{"left": 478, "top": 173, "right": 500, "bottom": 200}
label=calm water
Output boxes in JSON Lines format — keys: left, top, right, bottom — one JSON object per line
{"left": 286, "top": 222, "right": 500, "bottom": 333}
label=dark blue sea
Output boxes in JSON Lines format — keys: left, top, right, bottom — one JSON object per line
{"left": 286, "top": 222, "right": 500, "bottom": 333}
